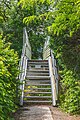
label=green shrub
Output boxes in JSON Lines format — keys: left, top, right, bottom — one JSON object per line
{"left": 0, "top": 35, "right": 19, "bottom": 120}
{"left": 60, "top": 70, "right": 80, "bottom": 114}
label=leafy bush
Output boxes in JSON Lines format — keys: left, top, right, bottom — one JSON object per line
{"left": 0, "top": 35, "right": 19, "bottom": 120}
{"left": 60, "top": 70, "right": 80, "bottom": 114}
{"left": 48, "top": 0, "right": 80, "bottom": 114}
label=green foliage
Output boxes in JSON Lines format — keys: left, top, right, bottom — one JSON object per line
{"left": 29, "top": 32, "right": 46, "bottom": 59}
{"left": 60, "top": 70, "right": 80, "bottom": 114}
{"left": 18, "top": 0, "right": 52, "bottom": 8}
{"left": 0, "top": 35, "right": 19, "bottom": 120}
{"left": 19, "top": 0, "right": 80, "bottom": 113}
{"left": 0, "top": 0, "right": 24, "bottom": 57}
{"left": 49, "top": 0, "right": 80, "bottom": 36}
{"left": 0, "top": 0, "right": 80, "bottom": 116}
{"left": 49, "top": 0, "right": 80, "bottom": 114}
{"left": 50, "top": 30, "right": 80, "bottom": 114}
{"left": 18, "top": 0, "right": 54, "bottom": 59}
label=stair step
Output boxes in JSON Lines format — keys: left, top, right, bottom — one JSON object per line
{"left": 28, "top": 64, "right": 48, "bottom": 66}
{"left": 28, "top": 60, "right": 48, "bottom": 62}
{"left": 27, "top": 73, "right": 49, "bottom": 76}
{"left": 24, "top": 96, "right": 52, "bottom": 98}
{"left": 26, "top": 80, "right": 50, "bottom": 82}
{"left": 28, "top": 62, "right": 48, "bottom": 65}
{"left": 26, "top": 76, "right": 50, "bottom": 79}
{"left": 26, "top": 84, "right": 51, "bottom": 86}
{"left": 24, "top": 92, "right": 51, "bottom": 94}
{"left": 27, "top": 70, "right": 49, "bottom": 72}
{"left": 27, "top": 88, "right": 51, "bottom": 90}
{"left": 24, "top": 100, "right": 52, "bottom": 103}
{"left": 26, "top": 81, "right": 50, "bottom": 85}
{"left": 24, "top": 87, "right": 51, "bottom": 92}
{"left": 28, "top": 68, "right": 49, "bottom": 71}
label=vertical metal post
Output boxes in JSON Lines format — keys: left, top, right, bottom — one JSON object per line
{"left": 48, "top": 57, "right": 56, "bottom": 106}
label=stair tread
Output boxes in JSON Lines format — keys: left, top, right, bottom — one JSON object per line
{"left": 27, "top": 73, "right": 49, "bottom": 75}
{"left": 28, "top": 65, "right": 49, "bottom": 67}
{"left": 26, "top": 76, "right": 50, "bottom": 78}
{"left": 24, "top": 100, "right": 52, "bottom": 103}
{"left": 24, "top": 96, "right": 52, "bottom": 98}
{"left": 26, "top": 80, "right": 50, "bottom": 82}
{"left": 26, "top": 88, "right": 51, "bottom": 90}
{"left": 24, "top": 92, "right": 51, "bottom": 94}
{"left": 26, "top": 84, "right": 51, "bottom": 86}
{"left": 24, "top": 88, "right": 51, "bottom": 91}
{"left": 28, "top": 60, "right": 48, "bottom": 62}
{"left": 28, "top": 62, "right": 48, "bottom": 64}
{"left": 27, "top": 70, "right": 49, "bottom": 72}
{"left": 27, "top": 76, "right": 50, "bottom": 77}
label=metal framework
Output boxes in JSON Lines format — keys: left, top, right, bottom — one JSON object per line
{"left": 19, "top": 28, "right": 31, "bottom": 105}
{"left": 19, "top": 28, "right": 58, "bottom": 106}
{"left": 43, "top": 40, "right": 58, "bottom": 106}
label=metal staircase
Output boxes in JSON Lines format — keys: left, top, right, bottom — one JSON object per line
{"left": 24, "top": 60, "right": 52, "bottom": 104}
{"left": 19, "top": 28, "right": 58, "bottom": 106}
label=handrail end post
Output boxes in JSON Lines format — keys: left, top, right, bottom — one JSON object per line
{"left": 20, "top": 98, "right": 23, "bottom": 106}
{"left": 52, "top": 99, "right": 57, "bottom": 106}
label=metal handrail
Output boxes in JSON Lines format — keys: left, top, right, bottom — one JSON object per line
{"left": 51, "top": 50, "right": 58, "bottom": 102}
{"left": 51, "top": 50, "right": 59, "bottom": 100}
{"left": 43, "top": 40, "right": 58, "bottom": 106}
{"left": 43, "top": 40, "right": 50, "bottom": 60}
{"left": 19, "top": 27, "right": 31, "bottom": 106}
{"left": 48, "top": 56, "right": 57, "bottom": 106}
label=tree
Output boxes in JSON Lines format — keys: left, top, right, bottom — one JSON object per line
{"left": 0, "top": 0, "right": 80, "bottom": 116}
{"left": 18, "top": 0, "right": 54, "bottom": 59}
{"left": 48, "top": 0, "right": 80, "bottom": 113}
{"left": 0, "top": 0, "right": 24, "bottom": 57}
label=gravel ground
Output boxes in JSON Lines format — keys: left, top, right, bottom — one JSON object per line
{"left": 14, "top": 105, "right": 80, "bottom": 120}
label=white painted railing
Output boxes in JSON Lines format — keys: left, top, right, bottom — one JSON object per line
{"left": 43, "top": 40, "right": 58, "bottom": 106}
{"left": 43, "top": 40, "right": 50, "bottom": 60}
{"left": 51, "top": 50, "right": 58, "bottom": 100}
{"left": 19, "top": 27, "right": 31, "bottom": 106}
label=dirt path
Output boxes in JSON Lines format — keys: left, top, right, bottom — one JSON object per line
{"left": 14, "top": 105, "right": 80, "bottom": 120}
{"left": 50, "top": 106, "right": 80, "bottom": 120}
{"left": 14, "top": 105, "right": 53, "bottom": 120}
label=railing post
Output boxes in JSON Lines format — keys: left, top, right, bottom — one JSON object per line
{"left": 48, "top": 57, "right": 57, "bottom": 106}
{"left": 43, "top": 40, "right": 50, "bottom": 60}
{"left": 51, "top": 51, "right": 58, "bottom": 101}
{"left": 43, "top": 39, "right": 58, "bottom": 106}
